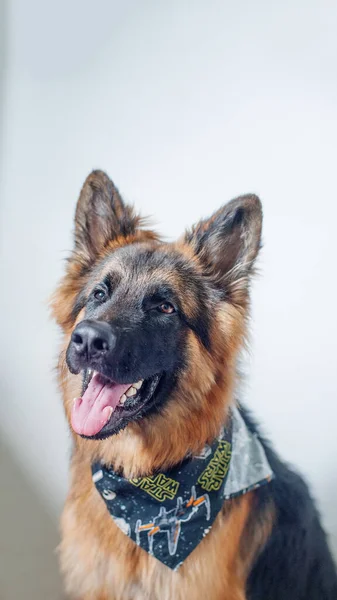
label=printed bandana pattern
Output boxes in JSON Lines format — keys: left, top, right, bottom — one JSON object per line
{"left": 92, "top": 406, "right": 273, "bottom": 570}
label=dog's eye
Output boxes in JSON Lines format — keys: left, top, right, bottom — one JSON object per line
{"left": 93, "top": 287, "right": 108, "bottom": 302}
{"left": 158, "top": 302, "right": 176, "bottom": 314}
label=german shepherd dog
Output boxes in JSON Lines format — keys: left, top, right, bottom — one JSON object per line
{"left": 52, "top": 171, "right": 337, "bottom": 599}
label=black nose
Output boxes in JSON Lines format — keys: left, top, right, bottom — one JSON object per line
{"left": 71, "top": 320, "right": 116, "bottom": 359}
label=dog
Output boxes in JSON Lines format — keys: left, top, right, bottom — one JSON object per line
{"left": 51, "top": 170, "right": 337, "bottom": 599}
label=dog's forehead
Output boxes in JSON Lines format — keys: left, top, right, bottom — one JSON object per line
{"left": 99, "top": 243, "right": 190, "bottom": 283}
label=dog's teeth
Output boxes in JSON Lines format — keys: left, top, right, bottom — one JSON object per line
{"left": 88, "top": 369, "right": 93, "bottom": 376}
{"left": 120, "top": 394, "right": 127, "bottom": 405}
{"left": 104, "top": 406, "right": 113, "bottom": 420}
{"left": 126, "top": 386, "right": 137, "bottom": 397}
{"left": 133, "top": 380, "right": 143, "bottom": 390}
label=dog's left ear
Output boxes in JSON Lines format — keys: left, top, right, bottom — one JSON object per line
{"left": 185, "top": 194, "right": 262, "bottom": 294}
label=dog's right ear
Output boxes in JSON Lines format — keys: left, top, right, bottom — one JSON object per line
{"left": 73, "top": 170, "right": 140, "bottom": 266}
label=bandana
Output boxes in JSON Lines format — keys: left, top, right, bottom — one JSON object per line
{"left": 91, "top": 406, "right": 273, "bottom": 570}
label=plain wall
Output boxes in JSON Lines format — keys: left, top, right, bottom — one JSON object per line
{"left": 1, "top": 0, "right": 336, "bottom": 568}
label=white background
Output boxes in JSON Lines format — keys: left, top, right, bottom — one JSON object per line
{"left": 0, "top": 1, "right": 336, "bottom": 596}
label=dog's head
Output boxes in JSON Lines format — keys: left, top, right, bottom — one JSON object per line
{"left": 52, "top": 171, "right": 262, "bottom": 467}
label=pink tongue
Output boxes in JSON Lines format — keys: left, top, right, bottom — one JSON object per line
{"left": 71, "top": 373, "right": 131, "bottom": 436}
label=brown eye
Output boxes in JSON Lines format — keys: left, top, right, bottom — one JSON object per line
{"left": 93, "top": 288, "right": 107, "bottom": 302}
{"left": 158, "top": 302, "right": 175, "bottom": 314}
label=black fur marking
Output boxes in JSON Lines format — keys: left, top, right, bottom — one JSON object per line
{"left": 142, "top": 285, "right": 180, "bottom": 311}
{"left": 102, "top": 274, "right": 113, "bottom": 295}
{"left": 180, "top": 312, "right": 211, "bottom": 352}
{"left": 71, "top": 292, "right": 86, "bottom": 322}
{"left": 239, "top": 406, "right": 337, "bottom": 599}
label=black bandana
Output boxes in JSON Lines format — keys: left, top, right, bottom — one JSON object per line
{"left": 92, "top": 407, "right": 273, "bottom": 570}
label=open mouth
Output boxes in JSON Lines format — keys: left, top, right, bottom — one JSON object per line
{"left": 71, "top": 370, "right": 161, "bottom": 439}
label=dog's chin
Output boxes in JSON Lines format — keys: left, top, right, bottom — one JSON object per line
{"left": 75, "top": 369, "right": 163, "bottom": 440}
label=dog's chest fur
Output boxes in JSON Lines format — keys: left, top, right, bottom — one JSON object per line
{"left": 60, "top": 455, "right": 270, "bottom": 600}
